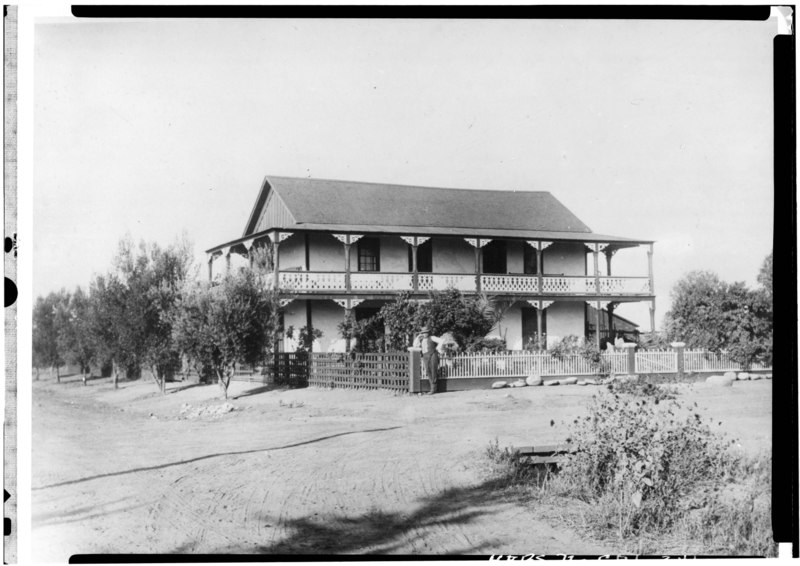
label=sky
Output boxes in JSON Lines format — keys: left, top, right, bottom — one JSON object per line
{"left": 32, "top": 16, "right": 778, "bottom": 329}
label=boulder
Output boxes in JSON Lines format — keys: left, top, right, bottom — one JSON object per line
{"left": 765, "top": 374, "right": 772, "bottom": 379}
{"left": 510, "top": 379, "right": 527, "bottom": 388}
{"left": 723, "top": 371, "right": 737, "bottom": 381}
{"left": 543, "top": 379, "right": 559, "bottom": 386}
{"left": 491, "top": 381, "right": 508, "bottom": 389}
{"left": 583, "top": 378, "right": 598, "bottom": 386}
{"left": 577, "top": 380, "right": 588, "bottom": 386}
{"left": 750, "top": 373, "right": 763, "bottom": 380}
{"left": 707, "top": 375, "right": 734, "bottom": 387}
{"left": 737, "top": 372, "right": 750, "bottom": 380}
{"left": 560, "top": 377, "right": 579, "bottom": 385}
{"left": 525, "top": 374, "right": 543, "bottom": 386}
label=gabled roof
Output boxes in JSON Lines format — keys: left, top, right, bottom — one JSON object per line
{"left": 210, "top": 175, "right": 651, "bottom": 254}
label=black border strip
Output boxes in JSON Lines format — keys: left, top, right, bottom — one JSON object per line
{"left": 70, "top": 5, "right": 772, "bottom": 20}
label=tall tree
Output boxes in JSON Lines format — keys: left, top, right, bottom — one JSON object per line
{"left": 32, "top": 290, "right": 69, "bottom": 381}
{"left": 55, "top": 287, "right": 96, "bottom": 382}
{"left": 172, "top": 269, "right": 282, "bottom": 399}
{"left": 757, "top": 251, "right": 773, "bottom": 299}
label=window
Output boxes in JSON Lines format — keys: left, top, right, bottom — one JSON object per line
{"left": 482, "top": 240, "right": 507, "bottom": 274}
{"left": 358, "top": 237, "right": 380, "bottom": 272}
{"left": 523, "top": 245, "right": 541, "bottom": 274}
{"left": 407, "top": 239, "right": 433, "bottom": 273}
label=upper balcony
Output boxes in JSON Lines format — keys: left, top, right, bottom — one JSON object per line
{"left": 277, "top": 270, "right": 652, "bottom": 297}
{"left": 207, "top": 230, "right": 655, "bottom": 301}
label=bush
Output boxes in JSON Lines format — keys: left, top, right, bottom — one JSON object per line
{"left": 555, "top": 391, "right": 734, "bottom": 537}
{"left": 606, "top": 375, "right": 677, "bottom": 402}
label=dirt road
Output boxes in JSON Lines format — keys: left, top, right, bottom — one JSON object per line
{"left": 32, "top": 376, "right": 772, "bottom": 560}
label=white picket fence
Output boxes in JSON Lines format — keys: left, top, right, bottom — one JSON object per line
{"left": 432, "top": 351, "right": 627, "bottom": 379}
{"left": 635, "top": 349, "right": 678, "bottom": 374}
{"left": 683, "top": 349, "right": 770, "bottom": 372}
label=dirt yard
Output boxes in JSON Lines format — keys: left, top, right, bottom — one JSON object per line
{"left": 32, "top": 374, "right": 772, "bottom": 560}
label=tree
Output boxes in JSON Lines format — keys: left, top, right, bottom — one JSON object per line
{"left": 32, "top": 290, "right": 69, "bottom": 380}
{"left": 88, "top": 274, "right": 134, "bottom": 388}
{"left": 757, "top": 251, "right": 773, "bottom": 299}
{"left": 105, "top": 235, "right": 195, "bottom": 393}
{"left": 664, "top": 271, "right": 728, "bottom": 351}
{"left": 55, "top": 287, "right": 96, "bottom": 382}
{"left": 172, "top": 270, "right": 282, "bottom": 399}
{"left": 665, "top": 269, "right": 773, "bottom": 369}
{"left": 378, "top": 292, "right": 419, "bottom": 351}
{"left": 415, "top": 289, "right": 497, "bottom": 350}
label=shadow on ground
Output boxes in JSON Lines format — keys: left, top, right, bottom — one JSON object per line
{"left": 33, "top": 426, "right": 403, "bottom": 491}
{"left": 204, "top": 476, "right": 529, "bottom": 555}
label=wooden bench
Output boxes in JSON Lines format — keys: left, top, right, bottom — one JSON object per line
{"left": 513, "top": 443, "right": 575, "bottom": 465}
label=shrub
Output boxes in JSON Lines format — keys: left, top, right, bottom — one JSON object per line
{"left": 465, "top": 336, "right": 506, "bottom": 354}
{"left": 555, "top": 391, "right": 734, "bottom": 537}
{"left": 606, "top": 375, "right": 677, "bottom": 402}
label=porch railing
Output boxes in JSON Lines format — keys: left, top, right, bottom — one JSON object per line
{"left": 277, "top": 270, "right": 651, "bottom": 296}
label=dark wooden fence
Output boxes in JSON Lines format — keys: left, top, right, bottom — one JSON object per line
{"left": 308, "top": 352, "right": 409, "bottom": 391}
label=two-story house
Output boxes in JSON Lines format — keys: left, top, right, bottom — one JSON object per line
{"left": 206, "top": 176, "right": 655, "bottom": 352}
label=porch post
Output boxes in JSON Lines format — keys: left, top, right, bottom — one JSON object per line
{"left": 592, "top": 248, "right": 600, "bottom": 295}
{"left": 650, "top": 298, "right": 656, "bottom": 333}
{"left": 647, "top": 243, "right": 654, "bottom": 294}
{"left": 272, "top": 233, "right": 281, "bottom": 289}
{"left": 536, "top": 247, "right": 543, "bottom": 295}
{"left": 344, "top": 306, "right": 352, "bottom": 353}
{"left": 411, "top": 239, "right": 419, "bottom": 291}
{"left": 474, "top": 244, "right": 482, "bottom": 292}
{"left": 225, "top": 249, "right": 231, "bottom": 273}
{"left": 605, "top": 248, "right": 614, "bottom": 277}
{"left": 344, "top": 242, "right": 352, "bottom": 292}
{"left": 536, "top": 308, "right": 543, "bottom": 350}
{"left": 594, "top": 300, "right": 602, "bottom": 350}
{"left": 207, "top": 255, "right": 214, "bottom": 282}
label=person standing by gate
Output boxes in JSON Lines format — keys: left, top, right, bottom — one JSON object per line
{"left": 414, "top": 326, "right": 443, "bottom": 394}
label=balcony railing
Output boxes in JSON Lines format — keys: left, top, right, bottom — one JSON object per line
{"left": 278, "top": 271, "right": 652, "bottom": 296}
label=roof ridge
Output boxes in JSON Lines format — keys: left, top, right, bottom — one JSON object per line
{"left": 265, "top": 174, "right": 552, "bottom": 195}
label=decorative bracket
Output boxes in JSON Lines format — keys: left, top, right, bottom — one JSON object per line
{"left": 416, "top": 236, "right": 430, "bottom": 245}
{"left": 586, "top": 242, "right": 610, "bottom": 253}
{"left": 333, "top": 234, "right": 364, "bottom": 245}
{"left": 527, "top": 300, "right": 554, "bottom": 310}
{"left": 241, "top": 239, "right": 255, "bottom": 251}
{"left": 399, "top": 236, "right": 415, "bottom": 246}
{"left": 279, "top": 298, "right": 294, "bottom": 308}
{"left": 333, "top": 298, "right": 365, "bottom": 310}
{"left": 465, "top": 238, "right": 492, "bottom": 248}
{"left": 270, "top": 231, "right": 293, "bottom": 244}
{"left": 525, "top": 240, "right": 553, "bottom": 251}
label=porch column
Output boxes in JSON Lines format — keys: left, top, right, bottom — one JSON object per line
{"left": 607, "top": 302, "right": 616, "bottom": 342}
{"left": 595, "top": 301, "right": 602, "bottom": 349}
{"left": 344, "top": 307, "right": 352, "bottom": 353}
{"left": 224, "top": 247, "right": 231, "bottom": 273}
{"left": 650, "top": 298, "right": 656, "bottom": 333}
{"left": 269, "top": 232, "right": 283, "bottom": 289}
{"left": 526, "top": 241, "right": 552, "bottom": 295}
{"left": 334, "top": 234, "right": 363, "bottom": 293}
{"left": 465, "top": 238, "right": 491, "bottom": 293}
{"left": 401, "top": 236, "right": 419, "bottom": 291}
{"left": 527, "top": 300, "right": 553, "bottom": 350}
{"left": 605, "top": 248, "right": 615, "bottom": 277}
{"left": 647, "top": 243, "right": 654, "bottom": 294}
{"left": 344, "top": 243, "right": 352, "bottom": 291}
{"left": 207, "top": 255, "right": 214, "bottom": 282}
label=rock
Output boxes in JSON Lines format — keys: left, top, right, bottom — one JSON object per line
{"left": 723, "top": 371, "right": 737, "bottom": 381}
{"left": 491, "top": 381, "right": 508, "bottom": 389}
{"left": 543, "top": 379, "right": 559, "bottom": 386}
{"left": 707, "top": 375, "right": 734, "bottom": 387}
{"left": 750, "top": 374, "right": 763, "bottom": 380}
{"left": 765, "top": 374, "right": 772, "bottom": 379}
{"left": 584, "top": 378, "right": 598, "bottom": 385}
{"left": 525, "top": 374, "right": 543, "bottom": 386}
{"left": 560, "top": 377, "right": 579, "bottom": 385}
{"left": 510, "top": 379, "right": 527, "bottom": 388}
{"left": 737, "top": 372, "right": 750, "bottom": 380}
{"left": 577, "top": 380, "right": 588, "bottom": 386}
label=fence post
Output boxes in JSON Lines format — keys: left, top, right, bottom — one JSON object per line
{"left": 408, "top": 347, "right": 421, "bottom": 393}
{"left": 671, "top": 342, "right": 685, "bottom": 379}
{"left": 620, "top": 343, "right": 636, "bottom": 375}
